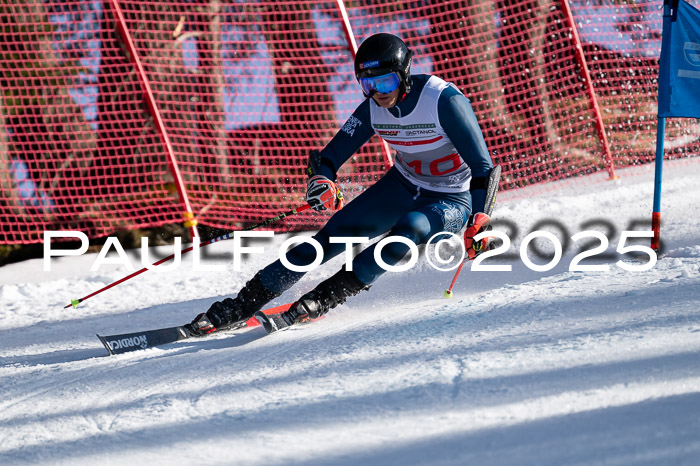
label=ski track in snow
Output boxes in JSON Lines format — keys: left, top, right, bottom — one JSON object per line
{"left": 1, "top": 160, "right": 700, "bottom": 465}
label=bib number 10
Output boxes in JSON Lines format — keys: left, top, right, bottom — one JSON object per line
{"left": 407, "top": 153, "right": 462, "bottom": 176}
{"left": 471, "top": 230, "right": 657, "bottom": 272}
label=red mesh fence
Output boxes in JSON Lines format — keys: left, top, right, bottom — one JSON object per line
{"left": 1, "top": 0, "right": 698, "bottom": 244}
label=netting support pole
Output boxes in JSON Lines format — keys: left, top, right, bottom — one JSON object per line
{"left": 334, "top": 0, "right": 394, "bottom": 171}
{"left": 559, "top": 0, "right": 618, "bottom": 181}
{"left": 107, "top": 0, "right": 199, "bottom": 240}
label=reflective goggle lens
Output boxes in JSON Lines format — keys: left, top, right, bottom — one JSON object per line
{"left": 359, "top": 72, "right": 401, "bottom": 95}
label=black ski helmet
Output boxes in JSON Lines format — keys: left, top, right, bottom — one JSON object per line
{"left": 354, "top": 33, "right": 413, "bottom": 96}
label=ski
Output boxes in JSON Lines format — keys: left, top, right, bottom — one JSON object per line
{"left": 98, "top": 325, "right": 196, "bottom": 355}
{"left": 97, "top": 303, "right": 292, "bottom": 355}
{"left": 254, "top": 310, "right": 289, "bottom": 335}
{"left": 483, "top": 164, "right": 501, "bottom": 218}
{"left": 254, "top": 305, "right": 323, "bottom": 335}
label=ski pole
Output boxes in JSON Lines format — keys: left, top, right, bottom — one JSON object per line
{"left": 64, "top": 204, "right": 312, "bottom": 308}
{"left": 444, "top": 165, "right": 502, "bottom": 298}
{"left": 443, "top": 213, "right": 493, "bottom": 299}
{"left": 443, "top": 260, "right": 467, "bottom": 298}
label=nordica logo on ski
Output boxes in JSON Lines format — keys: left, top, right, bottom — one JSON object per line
{"left": 107, "top": 335, "right": 149, "bottom": 351}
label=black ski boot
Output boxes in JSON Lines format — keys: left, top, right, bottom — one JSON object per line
{"left": 186, "top": 273, "right": 280, "bottom": 336}
{"left": 255, "top": 269, "right": 369, "bottom": 334}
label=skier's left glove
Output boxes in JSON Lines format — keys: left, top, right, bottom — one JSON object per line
{"left": 464, "top": 212, "right": 493, "bottom": 260}
{"left": 306, "top": 175, "right": 344, "bottom": 211}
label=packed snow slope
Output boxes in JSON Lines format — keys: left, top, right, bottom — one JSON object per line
{"left": 1, "top": 160, "right": 700, "bottom": 466}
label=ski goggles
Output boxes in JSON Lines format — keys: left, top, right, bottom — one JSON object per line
{"left": 359, "top": 72, "right": 401, "bottom": 95}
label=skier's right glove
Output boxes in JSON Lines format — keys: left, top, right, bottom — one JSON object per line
{"left": 464, "top": 212, "right": 493, "bottom": 260}
{"left": 306, "top": 175, "right": 344, "bottom": 211}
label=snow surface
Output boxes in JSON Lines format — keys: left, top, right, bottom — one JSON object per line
{"left": 1, "top": 160, "right": 700, "bottom": 465}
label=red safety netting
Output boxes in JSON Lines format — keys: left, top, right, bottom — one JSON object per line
{"left": 0, "top": 0, "right": 182, "bottom": 244}
{"left": 1, "top": 0, "right": 698, "bottom": 244}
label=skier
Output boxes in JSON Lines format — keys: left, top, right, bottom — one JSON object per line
{"left": 186, "top": 32, "right": 495, "bottom": 335}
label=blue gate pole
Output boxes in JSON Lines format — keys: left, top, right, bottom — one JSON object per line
{"left": 651, "top": 117, "right": 665, "bottom": 251}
